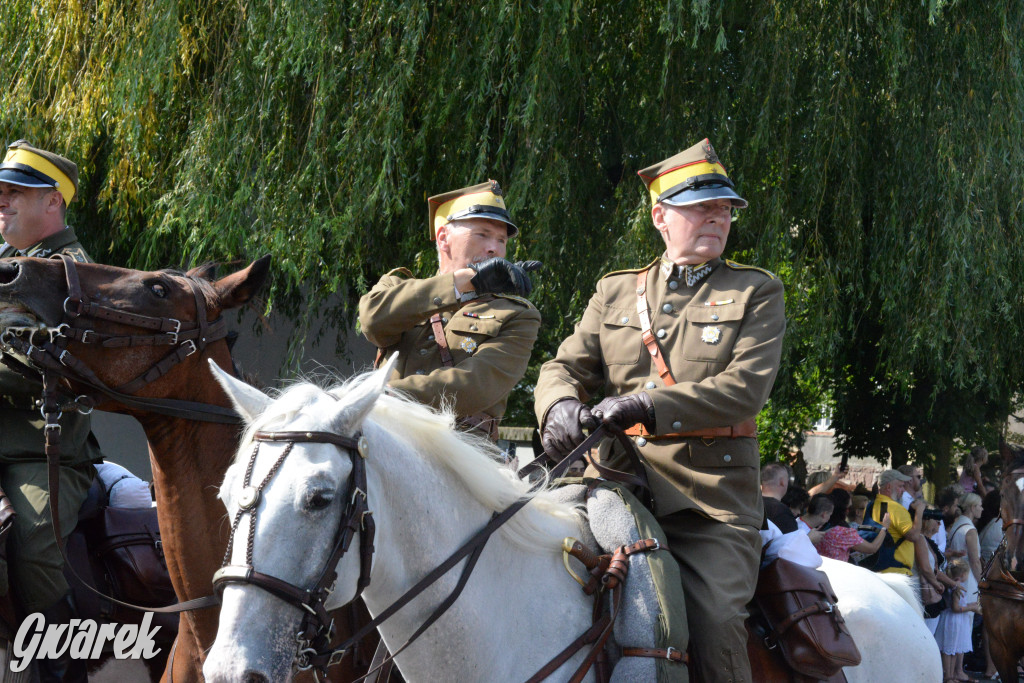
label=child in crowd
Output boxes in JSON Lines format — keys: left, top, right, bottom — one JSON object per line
{"left": 935, "top": 559, "right": 981, "bottom": 683}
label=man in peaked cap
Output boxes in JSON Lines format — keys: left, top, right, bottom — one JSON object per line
{"left": 0, "top": 140, "right": 99, "bottom": 681}
{"left": 359, "top": 180, "right": 542, "bottom": 440}
{"left": 535, "top": 139, "right": 786, "bottom": 682}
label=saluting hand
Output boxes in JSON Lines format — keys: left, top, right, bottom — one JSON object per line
{"left": 542, "top": 398, "right": 597, "bottom": 457}
{"left": 469, "top": 258, "right": 542, "bottom": 297}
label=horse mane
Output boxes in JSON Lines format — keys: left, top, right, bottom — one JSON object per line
{"left": 238, "top": 373, "right": 582, "bottom": 553}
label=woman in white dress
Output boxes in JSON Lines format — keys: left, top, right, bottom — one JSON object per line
{"left": 936, "top": 492, "right": 983, "bottom": 682}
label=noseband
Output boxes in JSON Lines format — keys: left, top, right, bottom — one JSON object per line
{"left": 212, "top": 429, "right": 375, "bottom": 673}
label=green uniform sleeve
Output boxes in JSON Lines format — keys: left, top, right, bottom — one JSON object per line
{"left": 358, "top": 271, "right": 461, "bottom": 349}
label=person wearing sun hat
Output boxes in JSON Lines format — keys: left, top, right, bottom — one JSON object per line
{"left": 535, "top": 138, "right": 786, "bottom": 682}
{"left": 0, "top": 139, "right": 99, "bottom": 681}
{"left": 358, "top": 179, "right": 542, "bottom": 440}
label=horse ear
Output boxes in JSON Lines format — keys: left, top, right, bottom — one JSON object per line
{"left": 186, "top": 262, "right": 219, "bottom": 281}
{"left": 334, "top": 354, "right": 399, "bottom": 430}
{"left": 208, "top": 359, "right": 271, "bottom": 422}
{"left": 213, "top": 255, "right": 271, "bottom": 311}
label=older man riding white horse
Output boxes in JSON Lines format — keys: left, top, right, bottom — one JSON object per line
{"left": 202, "top": 358, "right": 941, "bottom": 683}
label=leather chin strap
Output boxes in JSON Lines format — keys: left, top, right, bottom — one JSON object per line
{"left": 212, "top": 430, "right": 374, "bottom": 675}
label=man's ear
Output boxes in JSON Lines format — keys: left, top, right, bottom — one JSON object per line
{"left": 47, "top": 190, "right": 66, "bottom": 215}
{"left": 651, "top": 203, "right": 669, "bottom": 236}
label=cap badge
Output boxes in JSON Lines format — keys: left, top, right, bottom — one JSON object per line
{"left": 489, "top": 180, "right": 503, "bottom": 197}
{"left": 702, "top": 140, "right": 720, "bottom": 165}
{"left": 460, "top": 338, "right": 478, "bottom": 354}
{"left": 701, "top": 326, "right": 722, "bottom": 345}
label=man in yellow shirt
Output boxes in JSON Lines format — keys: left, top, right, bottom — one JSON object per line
{"left": 871, "top": 469, "right": 927, "bottom": 575}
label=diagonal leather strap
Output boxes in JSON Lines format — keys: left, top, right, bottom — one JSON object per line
{"left": 636, "top": 270, "right": 676, "bottom": 387}
{"left": 429, "top": 313, "right": 454, "bottom": 367}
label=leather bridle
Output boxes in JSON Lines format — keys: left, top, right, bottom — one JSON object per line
{"left": 980, "top": 468, "right": 1024, "bottom": 599}
{"left": 212, "top": 429, "right": 375, "bottom": 673}
{"left": 0, "top": 253, "right": 241, "bottom": 423}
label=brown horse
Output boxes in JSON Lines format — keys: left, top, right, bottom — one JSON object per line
{"left": 0, "top": 256, "right": 373, "bottom": 682}
{"left": 980, "top": 441, "right": 1024, "bottom": 683}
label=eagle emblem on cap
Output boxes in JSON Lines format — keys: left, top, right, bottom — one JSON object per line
{"left": 702, "top": 140, "right": 720, "bottom": 165}
{"left": 489, "top": 179, "right": 503, "bottom": 197}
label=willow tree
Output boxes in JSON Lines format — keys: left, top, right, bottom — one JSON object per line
{"left": 2, "top": 1, "right": 1022, "bottom": 463}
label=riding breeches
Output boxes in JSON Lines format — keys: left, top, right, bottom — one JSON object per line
{"left": 659, "top": 508, "right": 761, "bottom": 683}
{"left": 0, "top": 461, "right": 94, "bottom": 612}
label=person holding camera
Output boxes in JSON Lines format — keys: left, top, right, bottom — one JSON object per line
{"left": 359, "top": 180, "right": 541, "bottom": 441}
{"left": 870, "top": 469, "right": 943, "bottom": 594}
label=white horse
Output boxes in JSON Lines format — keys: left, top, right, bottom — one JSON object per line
{"left": 202, "top": 359, "right": 941, "bottom": 683}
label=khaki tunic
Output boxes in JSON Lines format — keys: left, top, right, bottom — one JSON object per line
{"left": 359, "top": 268, "right": 540, "bottom": 421}
{"left": 534, "top": 256, "right": 786, "bottom": 524}
{"left": 0, "top": 227, "right": 99, "bottom": 609}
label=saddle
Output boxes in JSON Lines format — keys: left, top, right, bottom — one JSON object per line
{"left": 0, "top": 474, "right": 179, "bottom": 643}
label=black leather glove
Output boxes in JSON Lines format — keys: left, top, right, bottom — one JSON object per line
{"left": 592, "top": 392, "right": 655, "bottom": 433}
{"left": 469, "top": 258, "right": 542, "bottom": 297}
{"left": 541, "top": 398, "right": 597, "bottom": 457}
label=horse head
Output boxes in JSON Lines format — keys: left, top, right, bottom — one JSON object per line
{"left": 203, "top": 357, "right": 396, "bottom": 683}
{"left": 998, "top": 441, "right": 1024, "bottom": 573}
{"left": 0, "top": 255, "right": 269, "bottom": 411}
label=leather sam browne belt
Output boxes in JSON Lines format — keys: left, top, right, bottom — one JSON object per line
{"left": 624, "top": 418, "right": 757, "bottom": 441}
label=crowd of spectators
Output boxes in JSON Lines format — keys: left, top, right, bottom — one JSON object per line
{"left": 761, "top": 446, "right": 1006, "bottom": 682}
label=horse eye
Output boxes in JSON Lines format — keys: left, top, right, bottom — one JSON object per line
{"left": 149, "top": 283, "right": 168, "bottom": 298}
{"left": 308, "top": 492, "right": 333, "bottom": 511}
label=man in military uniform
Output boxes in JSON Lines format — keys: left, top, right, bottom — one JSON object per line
{"left": 535, "top": 139, "right": 785, "bottom": 683}
{"left": 359, "top": 180, "right": 541, "bottom": 438}
{"left": 0, "top": 140, "right": 100, "bottom": 681}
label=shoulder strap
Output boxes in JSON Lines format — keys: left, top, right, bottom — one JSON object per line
{"left": 636, "top": 270, "right": 675, "bottom": 386}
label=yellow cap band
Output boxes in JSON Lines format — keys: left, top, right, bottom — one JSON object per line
{"left": 433, "top": 190, "right": 508, "bottom": 233}
{"left": 647, "top": 160, "right": 727, "bottom": 205}
{"left": 3, "top": 148, "right": 75, "bottom": 205}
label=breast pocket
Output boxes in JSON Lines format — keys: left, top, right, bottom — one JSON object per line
{"left": 599, "top": 308, "right": 642, "bottom": 365}
{"left": 682, "top": 302, "right": 744, "bottom": 362}
{"left": 445, "top": 316, "right": 502, "bottom": 358}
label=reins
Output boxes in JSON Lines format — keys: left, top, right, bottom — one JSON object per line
{"left": 980, "top": 468, "right": 1024, "bottom": 600}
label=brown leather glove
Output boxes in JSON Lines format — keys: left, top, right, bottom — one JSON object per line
{"left": 541, "top": 398, "right": 597, "bottom": 457}
{"left": 592, "top": 392, "right": 655, "bottom": 433}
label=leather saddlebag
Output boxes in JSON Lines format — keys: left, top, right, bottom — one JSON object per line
{"left": 755, "top": 557, "right": 861, "bottom": 679}
{"left": 86, "top": 506, "right": 176, "bottom": 609}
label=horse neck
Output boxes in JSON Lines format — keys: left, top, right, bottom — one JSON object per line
{"left": 134, "top": 350, "right": 238, "bottom": 651}
{"left": 361, "top": 430, "right": 591, "bottom": 679}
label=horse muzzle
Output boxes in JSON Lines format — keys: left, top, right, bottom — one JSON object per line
{"left": 0, "top": 258, "right": 66, "bottom": 328}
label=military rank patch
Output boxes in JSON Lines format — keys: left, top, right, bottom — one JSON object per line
{"left": 701, "top": 326, "right": 722, "bottom": 344}
{"left": 460, "top": 338, "right": 478, "bottom": 354}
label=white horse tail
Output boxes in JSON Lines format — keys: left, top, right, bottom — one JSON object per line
{"left": 875, "top": 573, "right": 924, "bottom": 618}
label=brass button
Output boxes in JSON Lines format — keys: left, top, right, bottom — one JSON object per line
{"left": 656, "top": 329, "right": 666, "bottom": 339}
{"left": 672, "top": 421, "right": 682, "bottom": 431}
{"left": 662, "top": 304, "right": 673, "bottom": 313}
{"left": 645, "top": 381, "right": 656, "bottom": 389}
{"left": 432, "top": 296, "right": 442, "bottom": 305}
{"left": 668, "top": 281, "right": 679, "bottom": 290}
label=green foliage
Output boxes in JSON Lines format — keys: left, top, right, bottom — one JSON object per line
{"left": 2, "top": 1, "right": 1022, "bottom": 446}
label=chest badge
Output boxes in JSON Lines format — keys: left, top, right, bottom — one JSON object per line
{"left": 460, "top": 338, "right": 478, "bottom": 354}
{"left": 701, "top": 326, "right": 722, "bottom": 345}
